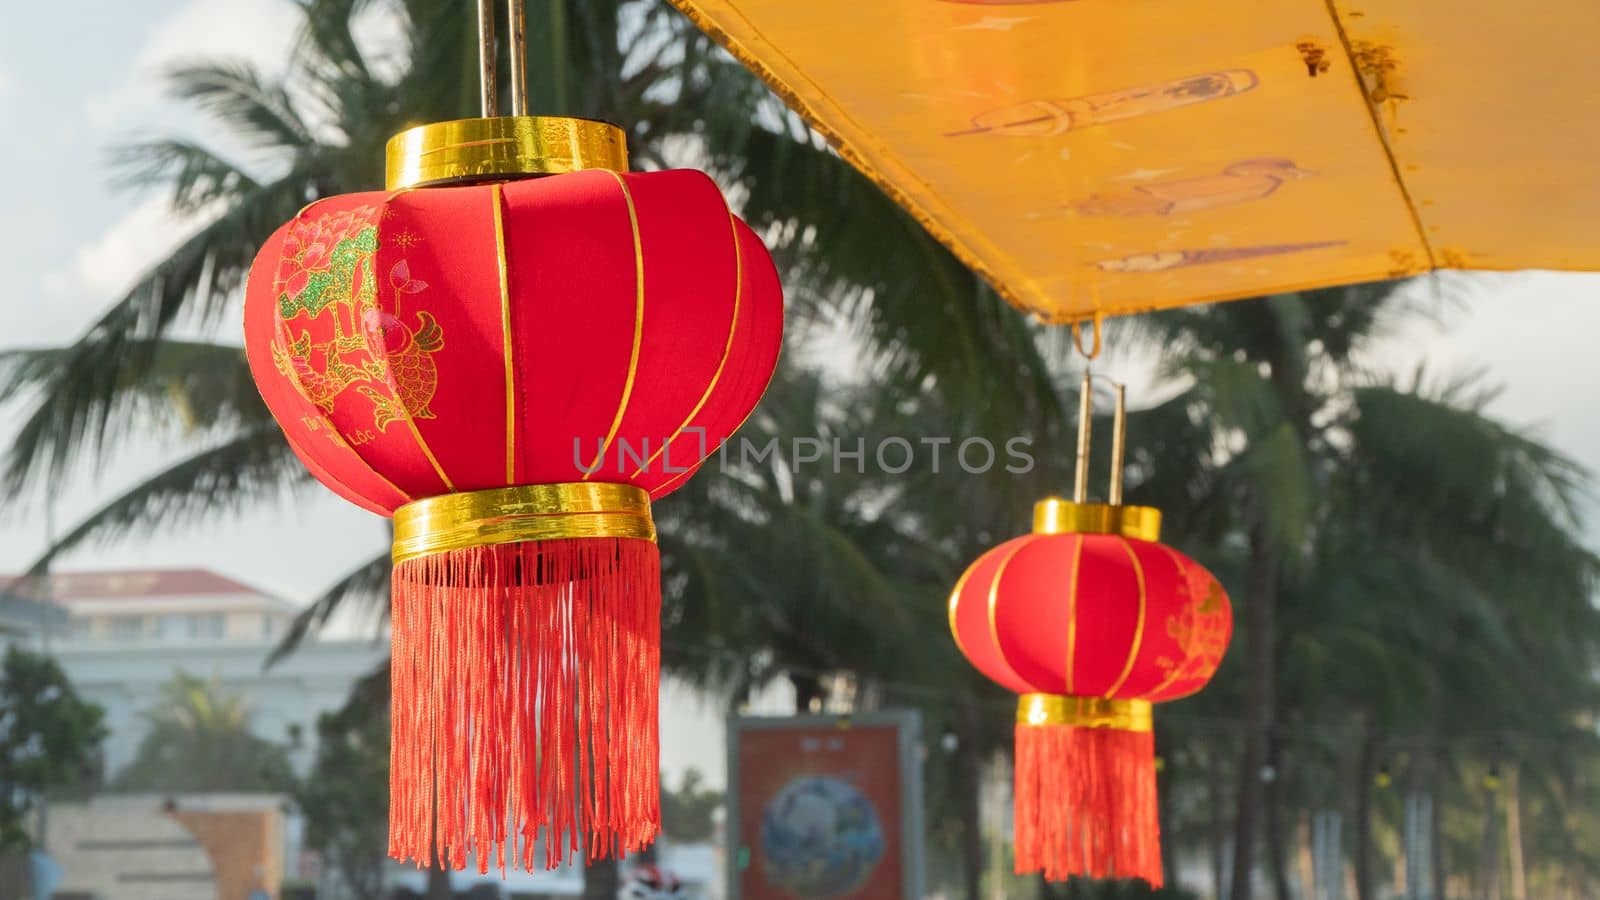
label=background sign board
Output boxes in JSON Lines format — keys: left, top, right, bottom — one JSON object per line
{"left": 727, "top": 711, "right": 925, "bottom": 900}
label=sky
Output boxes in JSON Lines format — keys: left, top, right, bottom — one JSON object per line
{"left": 0, "top": 0, "right": 381, "bottom": 598}
{"left": 2, "top": 1, "right": 1598, "bottom": 787}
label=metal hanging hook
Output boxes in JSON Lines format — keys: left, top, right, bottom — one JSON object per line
{"left": 1068, "top": 294, "right": 1118, "bottom": 505}
{"left": 1071, "top": 311, "right": 1103, "bottom": 361}
{"left": 507, "top": 0, "right": 529, "bottom": 116}
{"left": 1070, "top": 309, "right": 1103, "bottom": 503}
{"left": 1073, "top": 371, "right": 1093, "bottom": 503}
{"left": 1108, "top": 381, "right": 1127, "bottom": 505}
{"left": 477, "top": 0, "right": 498, "bottom": 117}
{"left": 478, "top": 1, "right": 530, "bottom": 117}
{"left": 1071, "top": 375, "right": 1128, "bottom": 505}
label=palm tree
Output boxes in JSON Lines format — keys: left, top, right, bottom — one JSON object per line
{"left": 113, "top": 672, "right": 293, "bottom": 793}
{"left": 1120, "top": 287, "right": 1600, "bottom": 900}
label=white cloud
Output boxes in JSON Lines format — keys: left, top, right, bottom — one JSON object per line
{"left": 86, "top": 0, "right": 302, "bottom": 131}
{"left": 353, "top": 2, "right": 411, "bottom": 83}
{"left": 82, "top": 0, "right": 410, "bottom": 154}
{"left": 32, "top": 1, "right": 411, "bottom": 346}
{"left": 0, "top": 66, "right": 14, "bottom": 100}
{"left": 41, "top": 196, "right": 200, "bottom": 316}
{"left": 136, "top": 0, "right": 302, "bottom": 72}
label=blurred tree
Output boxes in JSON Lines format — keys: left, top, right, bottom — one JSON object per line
{"left": 0, "top": 645, "right": 106, "bottom": 851}
{"left": 660, "top": 768, "right": 721, "bottom": 844}
{"left": 294, "top": 667, "right": 389, "bottom": 900}
{"left": 1125, "top": 288, "right": 1600, "bottom": 900}
{"left": 112, "top": 672, "right": 293, "bottom": 793}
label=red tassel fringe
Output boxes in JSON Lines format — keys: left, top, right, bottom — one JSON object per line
{"left": 1013, "top": 722, "right": 1162, "bottom": 886}
{"left": 388, "top": 537, "right": 661, "bottom": 872}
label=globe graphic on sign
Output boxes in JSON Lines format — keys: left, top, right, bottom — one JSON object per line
{"left": 758, "top": 775, "right": 886, "bottom": 898}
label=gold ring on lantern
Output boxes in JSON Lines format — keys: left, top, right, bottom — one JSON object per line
{"left": 1017, "top": 694, "right": 1153, "bottom": 732}
{"left": 1032, "top": 497, "right": 1161, "bottom": 541}
{"left": 392, "top": 482, "right": 655, "bottom": 563}
{"left": 386, "top": 116, "right": 629, "bottom": 190}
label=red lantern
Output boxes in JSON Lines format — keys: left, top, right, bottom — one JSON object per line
{"left": 243, "top": 115, "right": 781, "bottom": 870}
{"left": 948, "top": 384, "right": 1231, "bottom": 884}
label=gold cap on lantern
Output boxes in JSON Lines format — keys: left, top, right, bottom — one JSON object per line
{"left": 385, "top": 116, "right": 629, "bottom": 190}
{"left": 1032, "top": 497, "right": 1161, "bottom": 541}
{"left": 386, "top": 1, "right": 630, "bottom": 190}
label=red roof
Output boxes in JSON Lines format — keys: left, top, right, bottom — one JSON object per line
{"left": 0, "top": 569, "right": 266, "bottom": 601}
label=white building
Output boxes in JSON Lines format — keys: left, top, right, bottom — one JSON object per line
{"left": 4, "top": 568, "right": 723, "bottom": 897}
{"left": 0, "top": 587, "right": 61, "bottom": 643}
{"left": 0, "top": 568, "right": 389, "bottom": 776}
{"left": 9, "top": 568, "right": 297, "bottom": 645}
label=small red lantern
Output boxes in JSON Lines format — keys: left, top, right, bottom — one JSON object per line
{"left": 948, "top": 382, "right": 1231, "bottom": 885}
{"left": 243, "top": 114, "right": 781, "bottom": 871}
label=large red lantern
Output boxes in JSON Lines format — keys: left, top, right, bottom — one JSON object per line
{"left": 948, "top": 382, "right": 1231, "bottom": 885}
{"left": 243, "top": 112, "right": 781, "bottom": 871}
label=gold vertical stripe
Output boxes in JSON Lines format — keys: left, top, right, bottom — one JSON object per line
{"left": 400, "top": 416, "right": 456, "bottom": 493}
{"left": 492, "top": 184, "right": 517, "bottom": 484}
{"left": 373, "top": 189, "right": 453, "bottom": 493}
{"left": 646, "top": 217, "right": 781, "bottom": 496}
{"left": 949, "top": 545, "right": 999, "bottom": 660}
{"left": 1064, "top": 534, "right": 1084, "bottom": 695}
{"left": 584, "top": 171, "right": 646, "bottom": 479}
{"left": 644, "top": 329, "right": 780, "bottom": 496}
{"left": 1103, "top": 537, "right": 1149, "bottom": 697}
{"left": 632, "top": 212, "right": 744, "bottom": 478}
{"left": 986, "top": 537, "right": 1035, "bottom": 684}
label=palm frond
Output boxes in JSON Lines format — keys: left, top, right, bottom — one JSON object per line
{"left": 1345, "top": 382, "right": 1593, "bottom": 564}
{"left": 1229, "top": 422, "right": 1317, "bottom": 563}
{"left": 1, "top": 341, "right": 264, "bottom": 499}
{"left": 164, "top": 61, "right": 316, "bottom": 152}
{"left": 1175, "top": 354, "right": 1287, "bottom": 442}
{"left": 24, "top": 425, "right": 306, "bottom": 573}
{"left": 111, "top": 139, "right": 262, "bottom": 214}
{"left": 0, "top": 159, "right": 331, "bottom": 498}
{"left": 268, "top": 548, "right": 390, "bottom": 667}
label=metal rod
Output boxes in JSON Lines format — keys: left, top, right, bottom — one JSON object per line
{"left": 1109, "top": 382, "right": 1127, "bottom": 505}
{"left": 478, "top": 0, "right": 498, "bottom": 117}
{"left": 1073, "top": 370, "right": 1093, "bottom": 503}
{"left": 507, "top": 0, "right": 528, "bottom": 115}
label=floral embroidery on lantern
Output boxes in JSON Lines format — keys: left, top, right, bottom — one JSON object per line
{"left": 356, "top": 262, "right": 443, "bottom": 431}
{"left": 271, "top": 206, "right": 445, "bottom": 435}
{"left": 1156, "top": 570, "right": 1231, "bottom": 695}
{"left": 276, "top": 206, "right": 380, "bottom": 319}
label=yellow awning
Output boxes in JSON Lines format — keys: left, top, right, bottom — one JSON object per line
{"left": 669, "top": 0, "right": 1600, "bottom": 321}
